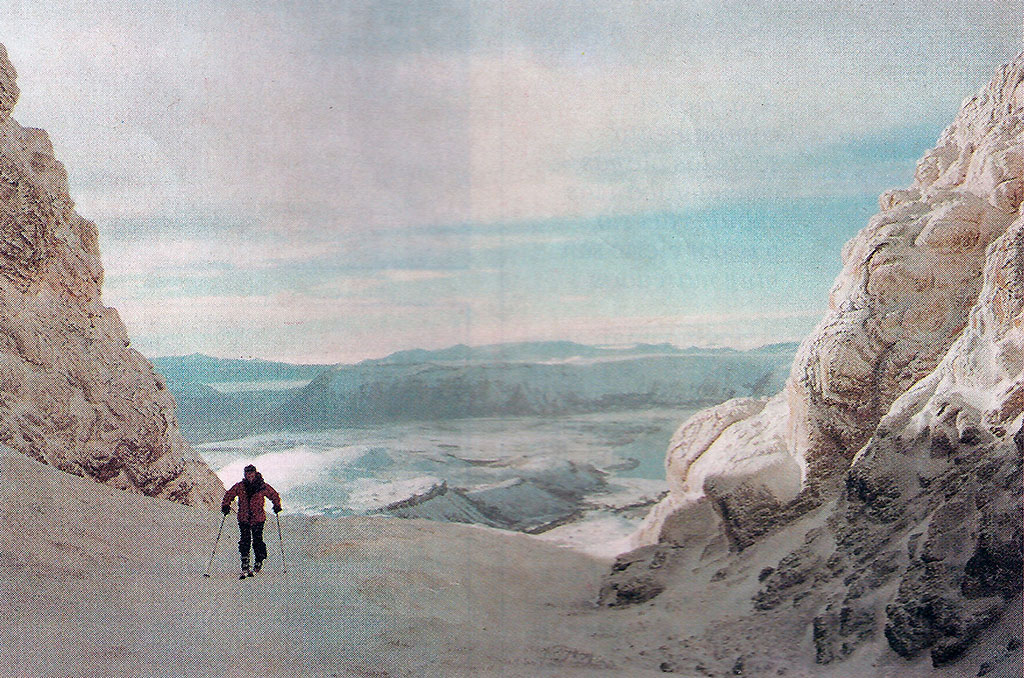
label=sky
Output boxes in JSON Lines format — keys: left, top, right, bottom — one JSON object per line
{"left": 2, "top": 2, "right": 1022, "bottom": 363}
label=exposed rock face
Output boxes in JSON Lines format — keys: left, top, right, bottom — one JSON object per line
{"left": 792, "top": 56, "right": 1023, "bottom": 482}
{"left": 638, "top": 52, "right": 1024, "bottom": 550}
{"left": 613, "top": 51, "right": 1024, "bottom": 675}
{"left": 835, "top": 207, "right": 1024, "bottom": 667}
{"left": 0, "top": 45, "right": 221, "bottom": 506}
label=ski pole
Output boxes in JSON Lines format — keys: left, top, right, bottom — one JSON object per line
{"left": 204, "top": 512, "right": 227, "bottom": 578}
{"left": 276, "top": 511, "right": 286, "bottom": 574}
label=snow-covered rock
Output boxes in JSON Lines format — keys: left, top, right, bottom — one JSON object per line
{"left": 0, "top": 45, "right": 221, "bottom": 506}
{"left": 633, "top": 394, "right": 804, "bottom": 549}
{"left": 639, "top": 51, "right": 1024, "bottom": 550}
{"left": 614, "top": 50, "right": 1024, "bottom": 675}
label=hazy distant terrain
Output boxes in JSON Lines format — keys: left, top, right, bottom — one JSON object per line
{"left": 152, "top": 355, "right": 332, "bottom": 442}
{"left": 155, "top": 342, "right": 795, "bottom": 545}
{"left": 154, "top": 341, "right": 797, "bottom": 443}
{"left": 152, "top": 354, "right": 331, "bottom": 384}
{"left": 197, "top": 408, "right": 693, "bottom": 555}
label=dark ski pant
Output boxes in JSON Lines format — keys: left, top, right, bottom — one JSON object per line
{"left": 238, "top": 521, "right": 267, "bottom": 566}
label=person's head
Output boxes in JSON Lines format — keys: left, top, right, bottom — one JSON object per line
{"left": 244, "top": 464, "right": 257, "bottom": 481}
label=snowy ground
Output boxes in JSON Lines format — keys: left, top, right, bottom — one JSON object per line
{"left": 197, "top": 409, "right": 693, "bottom": 558}
{"left": 1, "top": 450, "right": 672, "bottom": 677}
{"left": 5, "top": 450, "right": 1017, "bottom": 677}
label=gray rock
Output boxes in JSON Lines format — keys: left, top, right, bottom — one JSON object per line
{"left": 598, "top": 544, "right": 676, "bottom": 607}
{"left": 0, "top": 45, "right": 222, "bottom": 507}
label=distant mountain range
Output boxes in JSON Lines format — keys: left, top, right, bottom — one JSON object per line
{"left": 360, "top": 340, "right": 799, "bottom": 365}
{"left": 152, "top": 354, "right": 330, "bottom": 384}
{"left": 152, "top": 341, "right": 799, "bottom": 442}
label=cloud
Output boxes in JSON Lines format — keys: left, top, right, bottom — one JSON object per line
{"left": 115, "top": 289, "right": 494, "bottom": 362}
{"left": 113, "top": 292, "right": 392, "bottom": 333}
{"left": 99, "top": 232, "right": 343, "bottom": 277}
{"left": 8, "top": 1, "right": 1022, "bottom": 233}
{"left": 380, "top": 269, "right": 457, "bottom": 283}
{"left": 303, "top": 269, "right": 462, "bottom": 297}
{"left": 445, "top": 308, "right": 827, "bottom": 351}
{"left": 4, "top": 2, "right": 1022, "bottom": 361}
{"left": 120, "top": 286, "right": 824, "bottom": 363}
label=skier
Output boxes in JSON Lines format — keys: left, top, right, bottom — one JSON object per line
{"left": 222, "top": 464, "right": 282, "bottom": 578}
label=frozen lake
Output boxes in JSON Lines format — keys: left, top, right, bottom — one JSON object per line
{"left": 198, "top": 408, "right": 698, "bottom": 557}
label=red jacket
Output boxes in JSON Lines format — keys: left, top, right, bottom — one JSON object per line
{"left": 222, "top": 474, "right": 281, "bottom": 524}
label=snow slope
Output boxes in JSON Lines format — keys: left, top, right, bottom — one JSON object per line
{"left": 7, "top": 446, "right": 1017, "bottom": 678}
{"left": 2, "top": 449, "right": 671, "bottom": 678}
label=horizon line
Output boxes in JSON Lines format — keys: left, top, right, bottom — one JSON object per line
{"left": 145, "top": 336, "right": 806, "bottom": 367}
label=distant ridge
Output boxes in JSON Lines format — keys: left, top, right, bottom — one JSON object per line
{"left": 152, "top": 341, "right": 800, "bottom": 442}
{"left": 152, "top": 354, "right": 333, "bottom": 384}
{"left": 266, "top": 342, "right": 799, "bottom": 432}
{"left": 153, "top": 341, "right": 801, "bottom": 380}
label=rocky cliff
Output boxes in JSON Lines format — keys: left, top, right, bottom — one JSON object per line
{"left": 604, "top": 52, "right": 1024, "bottom": 675}
{"left": 0, "top": 45, "right": 221, "bottom": 506}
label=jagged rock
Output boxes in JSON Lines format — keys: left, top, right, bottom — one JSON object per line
{"left": 609, "top": 48, "right": 1024, "bottom": 677}
{"left": 849, "top": 159, "right": 1024, "bottom": 664}
{"left": 963, "top": 507, "right": 1024, "bottom": 599}
{"left": 637, "top": 53, "right": 1024, "bottom": 551}
{"left": 0, "top": 44, "right": 17, "bottom": 122}
{"left": 752, "top": 545, "right": 824, "bottom": 611}
{"left": 0, "top": 45, "right": 221, "bottom": 506}
{"left": 598, "top": 544, "right": 676, "bottom": 607}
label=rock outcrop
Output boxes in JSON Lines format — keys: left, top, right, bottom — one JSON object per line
{"left": 610, "top": 51, "right": 1024, "bottom": 675}
{"left": 636, "top": 51, "right": 1024, "bottom": 551}
{"left": 0, "top": 45, "right": 221, "bottom": 506}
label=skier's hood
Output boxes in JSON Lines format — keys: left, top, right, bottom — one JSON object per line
{"left": 243, "top": 471, "right": 265, "bottom": 493}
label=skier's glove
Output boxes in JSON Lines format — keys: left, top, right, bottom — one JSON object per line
{"left": 221, "top": 505, "right": 230, "bottom": 515}
{"left": 273, "top": 505, "right": 282, "bottom": 514}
